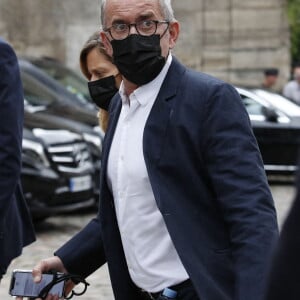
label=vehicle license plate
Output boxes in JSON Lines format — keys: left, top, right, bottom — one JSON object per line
{"left": 69, "top": 175, "right": 92, "bottom": 192}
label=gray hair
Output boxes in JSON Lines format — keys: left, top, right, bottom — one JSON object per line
{"left": 100, "top": 0, "right": 175, "bottom": 27}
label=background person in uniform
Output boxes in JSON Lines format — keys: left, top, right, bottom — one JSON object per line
{"left": 79, "top": 31, "right": 122, "bottom": 132}
{"left": 261, "top": 68, "right": 279, "bottom": 91}
{"left": 17, "top": 1, "right": 278, "bottom": 300}
{"left": 0, "top": 38, "right": 35, "bottom": 281}
{"left": 283, "top": 62, "right": 300, "bottom": 104}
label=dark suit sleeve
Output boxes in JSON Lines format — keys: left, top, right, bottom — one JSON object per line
{"left": 201, "top": 83, "right": 278, "bottom": 300}
{"left": 55, "top": 215, "right": 106, "bottom": 278}
{"left": 265, "top": 187, "right": 300, "bottom": 300}
{"left": 0, "top": 40, "right": 24, "bottom": 219}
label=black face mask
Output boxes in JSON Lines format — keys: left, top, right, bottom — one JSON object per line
{"left": 111, "top": 34, "right": 166, "bottom": 85}
{"left": 88, "top": 75, "right": 119, "bottom": 110}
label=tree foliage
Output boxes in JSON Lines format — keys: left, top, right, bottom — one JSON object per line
{"left": 288, "top": 0, "right": 300, "bottom": 64}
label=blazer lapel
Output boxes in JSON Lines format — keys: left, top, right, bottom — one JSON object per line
{"left": 143, "top": 57, "right": 186, "bottom": 165}
{"left": 99, "top": 58, "right": 186, "bottom": 203}
{"left": 99, "top": 96, "right": 122, "bottom": 194}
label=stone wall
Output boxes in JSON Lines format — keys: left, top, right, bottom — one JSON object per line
{"left": 0, "top": 0, "right": 100, "bottom": 64}
{"left": 0, "top": 0, "right": 290, "bottom": 89}
{"left": 173, "top": 0, "right": 290, "bottom": 89}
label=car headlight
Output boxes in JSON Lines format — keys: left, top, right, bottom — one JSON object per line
{"left": 22, "top": 139, "right": 50, "bottom": 167}
{"left": 83, "top": 133, "right": 102, "bottom": 155}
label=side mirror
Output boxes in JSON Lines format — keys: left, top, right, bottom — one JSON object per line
{"left": 261, "top": 106, "right": 279, "bottom": 122}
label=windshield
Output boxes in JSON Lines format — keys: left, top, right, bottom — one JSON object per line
{"left": 33, "top": 61, "right": 91, "bottom": 103}
{"left": 252, "top": 89, "right": 300, "bottom": 117}
{"left": 21, "top": 71, "right": 56, "bottom": 106}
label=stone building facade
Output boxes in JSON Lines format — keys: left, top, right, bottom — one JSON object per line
{"left": 0, "top": 0, "right": 290, "bottom": 89}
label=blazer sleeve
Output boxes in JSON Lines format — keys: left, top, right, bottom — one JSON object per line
{"left": 55, "top": 215, "right": 106, "bottom": 278}
{"left": 0, "top": 40, "right": 24, "bottom": 219}
{"left": 201, "top": 83, "right": 279, "bottom": 300}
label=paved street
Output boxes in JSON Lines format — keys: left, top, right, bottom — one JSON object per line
{"left": 1, "top": 184, "right": 296, "bottom": 300}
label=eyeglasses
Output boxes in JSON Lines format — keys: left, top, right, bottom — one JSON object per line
{"left": 104, "top": 20, "right": 169, "bottom": 40}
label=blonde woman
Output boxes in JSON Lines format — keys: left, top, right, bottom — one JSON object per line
{"left": 80, "top": 31, "right": 122, "bottom": 131}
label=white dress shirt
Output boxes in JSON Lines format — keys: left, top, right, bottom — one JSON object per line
{"left": 107, "top": 54, "right": 189, "bottom": 292}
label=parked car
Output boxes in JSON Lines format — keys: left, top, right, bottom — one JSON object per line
{"left": 19, "top": 59, "right": 98, "bottom": 127}
{"left": 237, "top": 87, "right": 300, "bottom": 180}
{"left": 19, "top": 57, "right": 103, "bottom": 200}
{"left": 24, "top": 101, "right": 102, "bottom": 205}
{"left": 22, "top": 126, "right": 95, "bottom": 221}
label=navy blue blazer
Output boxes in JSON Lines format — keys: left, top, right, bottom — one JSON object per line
{"left": 0, "top": 39, "right": 35, "bottom": 276}
{"left": 56, "top": 57, "right": 278, "bottom": 300}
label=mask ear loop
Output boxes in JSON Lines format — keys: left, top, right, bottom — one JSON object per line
{"left": 37, "top": 271, "right": 90, "bottom": 300}
{"left": 64, "top": 274, "right": 90, "bottom": 299}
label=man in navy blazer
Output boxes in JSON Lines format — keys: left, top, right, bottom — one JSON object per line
{"left": 27, "top": 1, "right": 278, "bottom": 300}
{"left": 0, "top": 38, "right": 35, "bottom": 279}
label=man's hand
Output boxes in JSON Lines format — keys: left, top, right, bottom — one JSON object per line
{"left": 15, "top": 256, "right": 74, "bottom": 300}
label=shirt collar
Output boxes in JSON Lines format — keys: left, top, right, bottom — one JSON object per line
{"left": 119, "top": 54, "right": 173, "bottom": 106}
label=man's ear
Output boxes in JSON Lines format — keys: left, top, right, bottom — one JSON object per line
{"left": 168, "top": 21, "right": 180, "bottom": 49}
{"left": 100, "top": 31, "right": 113, "bottom": 57}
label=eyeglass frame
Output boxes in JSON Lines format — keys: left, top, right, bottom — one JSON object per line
{"left": 103, "top": 20, "right": 170, "bottom": 40}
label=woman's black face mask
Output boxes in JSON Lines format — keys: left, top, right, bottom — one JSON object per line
{"left": 88, "top": 75, "right": 119, "bottom": 110}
